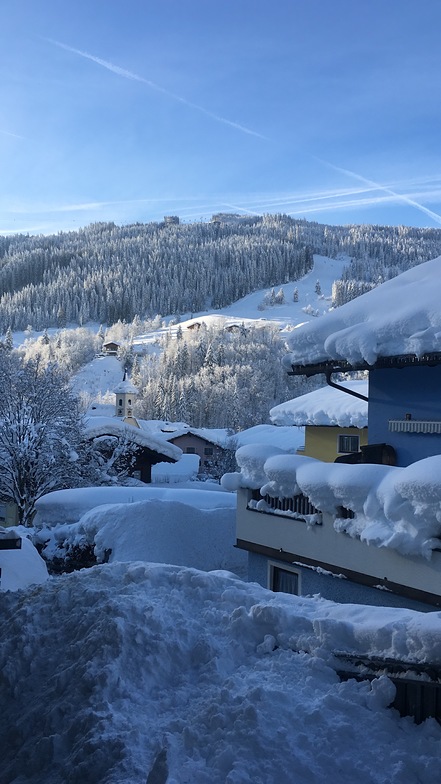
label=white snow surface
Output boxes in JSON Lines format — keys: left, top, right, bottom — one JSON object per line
{"left": 34, "top": 486, "right": 236, "bottom": 528}
{"left": 270, "top": 380, "right": 368, "bottom": 428}
{"left": 1, "top": 562, "right": 440, "bottom": 784}
{"left": 83, "top": 416, "right": 182, "bottom": 461}
{"left": 226, "top": 448, "right": 441, "bottom": 558}
{"left": 284, "top": 256, "right": 441, "bottom": 368}
{"left": 113, "top": 378, "right": 139, "bottom": 394}
{"left": 43, "top": 496, "right": 246, "bottom": 574}
{"left": 235, "top": 423, "right": 305, "bottom": 452}
{"left": 71, "top": 354, "right": 124, "bottom": 400}
{"left": 152, "top": 452, "right": 200, "bottom": 482}
{"left": 0, "top": 532, "right": 48, "bottom": 590}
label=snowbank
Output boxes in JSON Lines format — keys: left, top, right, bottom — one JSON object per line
{"left": 43, "top": 497, "right": 246, "bottom": 574}
{"left": 34, "top": 485, "right": 236, "bottom": 528}
{"left": 0, "top": 562, "right": 439, "bottom": 783}
{"left": 152, "top": 453, "right": 200, "bottom": 483}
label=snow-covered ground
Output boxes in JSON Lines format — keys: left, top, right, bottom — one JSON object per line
{"left": 131, "top": 253, "right": 347, "bottom": 350}
{"left": 1, "top": 562, "right": 440, "bottom": 784}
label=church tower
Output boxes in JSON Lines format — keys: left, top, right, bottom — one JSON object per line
{"left": 114, "top": 369, "right": 139, "bottom": 427}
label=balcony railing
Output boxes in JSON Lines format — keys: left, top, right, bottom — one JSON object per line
{"left": 247, "top": 490, "right": 322, "bottom": 524}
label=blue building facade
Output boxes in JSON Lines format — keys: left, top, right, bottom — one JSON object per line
{"left": 368, "top": 363, "right": 441, "bottom": 467}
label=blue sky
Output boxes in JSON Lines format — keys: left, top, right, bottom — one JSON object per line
{"left": 2, "top": 0, "right": 441, "bottom": 235}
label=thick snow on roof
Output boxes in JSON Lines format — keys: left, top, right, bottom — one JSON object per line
{"left": 1, "top": 562, "right": 440, "bottom": 783}
{"left": 142, "top": 421, "right": 305, "bottom": 452}
{"left": 224, "top": 448, "right": 441, "bottom": 558}
{"left": 270, "top": 380, "right": 368, "bottom": 428}
{"left": 157, "top": 424, "right": 231, "bottom": 448}
{"left": 113, "top": 379, "right": 139, "bottom": 394}
{"left": 83, "top": 416, "right": 181, "bottom": 461}
{"left": 284, "top": 256, "right": 441, "bottom": 368}
{"left": 235, "top": 423, "right": 305, "bottom": 452}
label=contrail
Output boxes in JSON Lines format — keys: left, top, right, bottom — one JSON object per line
{"left": 313, "top": 156, "right": 441, "bottom": 226}
{"left": 45, "top": 38, "right": 268, "bottom": 141}
{"left": 0, "top": 129, "right": 26, "bottom": 140}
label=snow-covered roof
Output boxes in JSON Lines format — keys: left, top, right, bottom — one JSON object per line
{"left": 139, "top": 420, "right": 305, "bottom": 451}
{"left": 270, "top": 380, "right": 368, "bottom": 428}
{"left": 234, "top": 424, "right": 305, "bottom": 452}
{"left": 154, "top": 424, "right": 231, "bottom": 448}
{"left": 284, "top": 256, "right": 441, "bottom": 369}
{"left": 83, "top": 416, "right": 182, "bottom": 461}
{"left": 113, "top": 379, "right": 139, "bottom": 395}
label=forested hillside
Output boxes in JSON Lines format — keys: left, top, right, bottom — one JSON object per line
{"left": 1, "top": 214, "right": 441, "bottom": 330}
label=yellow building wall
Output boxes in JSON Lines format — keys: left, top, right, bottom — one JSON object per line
{"left": 301, "top": 426, "right": 368, "bottom": 462}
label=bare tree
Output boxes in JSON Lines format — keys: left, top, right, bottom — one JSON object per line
{"left": 0, "top": 355, "right": 85, "bottom": 525}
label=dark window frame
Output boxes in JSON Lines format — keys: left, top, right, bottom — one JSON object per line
{"left": 338, "top": 434, "right": 360, "bottom": 454}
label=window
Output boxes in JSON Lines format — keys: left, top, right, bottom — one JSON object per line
{"left": 186, "top": 447, "right": 196, "bottom": 454}
{"left": 269, "top": 564, "right": 300, "bottom": 595}
{"left": 204, "top": 447, "right": 214, "bottom": 456}
{"left": 338, "top": 434, "right": 360, "bottom": 454}
{"left": 118, "top": 398, "right": 123, "bottom": 407}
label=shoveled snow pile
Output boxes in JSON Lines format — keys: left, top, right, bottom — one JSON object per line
{"left": 283, "top": 256, "right": 441, "bottom": 368}
{"left": 223, "top": 448, "right": 441, "bottom": 558}
{"left": 1, "top": 563, "right": 440, "bottom": 784}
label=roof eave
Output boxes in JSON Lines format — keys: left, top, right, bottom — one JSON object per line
{"left": 288, "top": 352, "right": 441, "bottom": 377}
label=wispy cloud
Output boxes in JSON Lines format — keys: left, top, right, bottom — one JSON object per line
{"left": 313, "top": 157, "right": 441, "bottom": 226}
{"left": 0, "top": 129, "right": 26, "bottom": 141}
{"left": 45, "top": 38, "right": 268, "bottom": 141}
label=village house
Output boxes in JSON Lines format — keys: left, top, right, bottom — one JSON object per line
{"left": 102, "top": 341, "right": 120, "bottom": 355}
{"left": 161, "top": 426, "right": 228, "bottom": 477}
{"left": 270, "top": 380, "right": 368, "bottom": 462}
{"left": 232, "top": 257, "right": 441, "bottom": 611}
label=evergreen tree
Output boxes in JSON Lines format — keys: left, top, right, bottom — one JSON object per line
{"left": 4, "top": 327, "right": 13, "bottom": 352}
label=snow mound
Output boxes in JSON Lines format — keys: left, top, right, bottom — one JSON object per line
{"left": 44, "top": 497, "right": 246, "bottom": 574}
{"left": 0, "top": 563, "right": 440, "bottom": 784}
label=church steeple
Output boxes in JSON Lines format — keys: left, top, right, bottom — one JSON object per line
{"left": 114, "top": 368, "right": 139, "bottom": 422}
